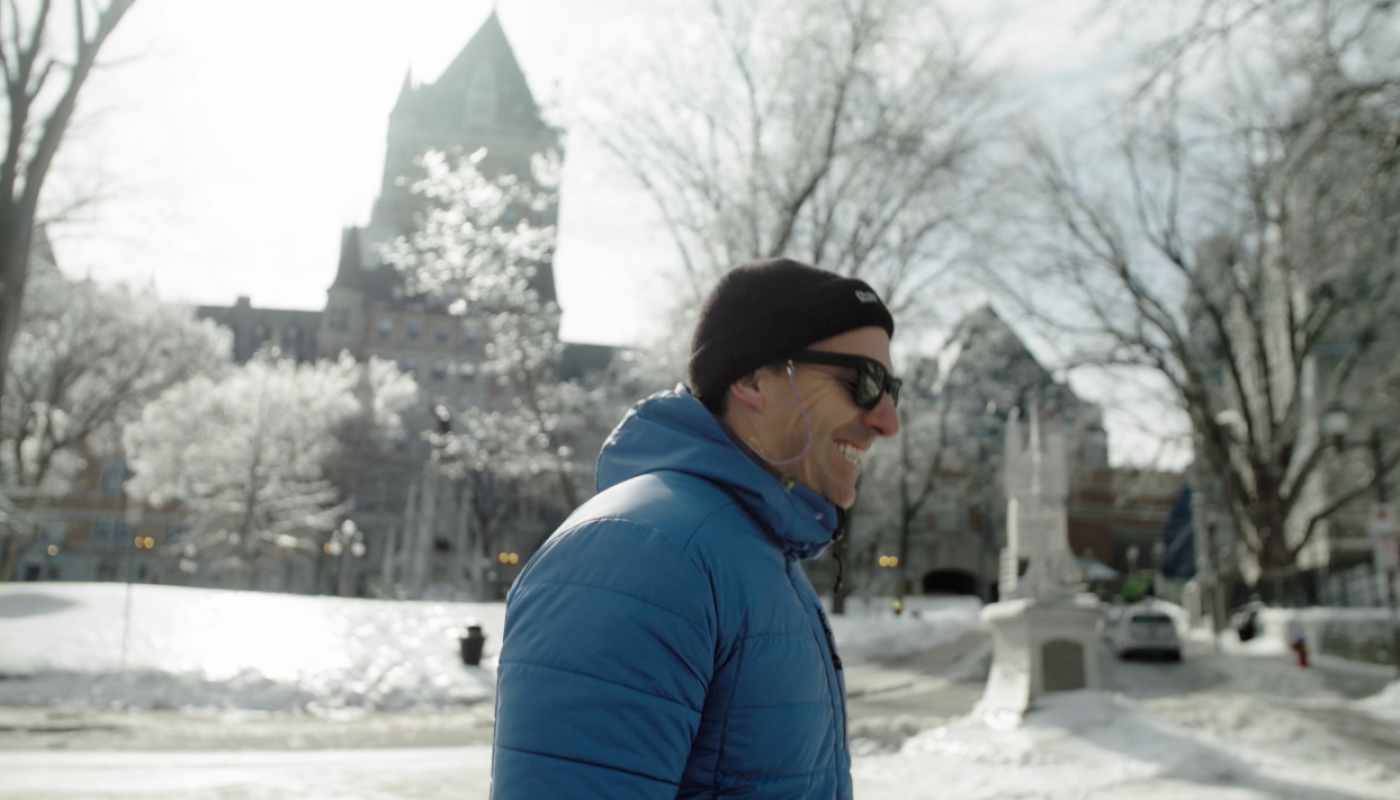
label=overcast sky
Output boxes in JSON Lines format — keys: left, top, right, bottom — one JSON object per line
{"left": 47, "top": 0, "right": 1124, "bottom": 346}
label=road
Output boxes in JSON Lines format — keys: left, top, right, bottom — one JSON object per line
{"left": 1, "top": 630, "right": 1396, "bottom": 800}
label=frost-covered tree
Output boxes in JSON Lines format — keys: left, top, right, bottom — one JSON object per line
{"left": 384, "top": 149, "right": 611, "bottom": 521}
{"left": 590, "top": 0, "right": 1004, "bottom": 315}
{"left": 0, "top": 254, "right": 229, "bottom": 580}
{"left": 123, "top": 353, "right": 417, "bottom": 590}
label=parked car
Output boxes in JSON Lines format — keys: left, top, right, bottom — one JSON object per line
{"left": 1110, "top": 604, "right": 1182, "bottom": 661}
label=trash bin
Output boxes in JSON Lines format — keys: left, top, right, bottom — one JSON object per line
{"left": 460, "top": 624, "right": 486, "bottom": 666}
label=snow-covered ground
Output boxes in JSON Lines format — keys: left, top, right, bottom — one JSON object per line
{"left": 3, "top": 584, "right": 1399, "bottom": 799}
{"left": 0, "top": 583, "right": 503, "bottom": 711}
{"left": 0, "top": 584, "right": 980, "bottom": 712}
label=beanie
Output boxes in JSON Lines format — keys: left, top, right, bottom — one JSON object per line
{"left": 689, "top": 258, "right": 895, "bottom": 411}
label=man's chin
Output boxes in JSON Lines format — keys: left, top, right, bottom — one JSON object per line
{"left": 827, "top": 491, "right": 857, "bottom": 510}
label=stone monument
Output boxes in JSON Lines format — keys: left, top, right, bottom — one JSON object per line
{"left": 979, "top": 406, "right": 1103, "bottom": 718}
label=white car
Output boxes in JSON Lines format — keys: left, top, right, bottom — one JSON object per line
{"left": 1110, "top": 605, "right": 1182, "bottom": 661}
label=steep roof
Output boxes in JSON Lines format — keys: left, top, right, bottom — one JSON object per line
{"left": 931, "top": 304, "right": 1073, "bottom": 419}
{"left": 393, "top": 11, "right": 545, "bottom": 136}
{"left": 331, "top": 225, "right": 403, "bottom": 298}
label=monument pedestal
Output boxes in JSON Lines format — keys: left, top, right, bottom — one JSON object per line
{"left": 978, "top": 596, "right": 1103, "bottom": 717}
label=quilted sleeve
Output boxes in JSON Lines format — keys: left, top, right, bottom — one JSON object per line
{"left": 490, "top": 517, "right": 717, "bottom": 800}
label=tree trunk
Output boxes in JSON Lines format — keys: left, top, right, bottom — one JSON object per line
{"left": 830, "top": 531, "right": 850, "bottom": 615}
{"left": 0, "top": 218, "right": 36, "bottom": 412}
{"left": 0, "top": 535, "right": 16, "bottom": 581}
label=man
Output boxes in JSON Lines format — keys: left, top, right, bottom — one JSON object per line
{"left": 491, "top": 258, "right": 901, "bottom": 799}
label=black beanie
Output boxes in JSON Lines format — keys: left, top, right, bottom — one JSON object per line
{"left": 689, "top": 258, "right": 895, "bottom": 411}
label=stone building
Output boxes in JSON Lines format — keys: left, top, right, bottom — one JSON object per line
{"left": 195, "top": 296, "right": 320, "bottom": 363}
{"left": 856, "top": 306, "right": 1180, "bottom": 601}
{"left": 11, "top": 15, "right": 614, "bottom": 598}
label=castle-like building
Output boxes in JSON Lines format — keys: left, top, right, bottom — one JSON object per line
{"left": 4, "top": 14, "right": 608, "bottom": 592}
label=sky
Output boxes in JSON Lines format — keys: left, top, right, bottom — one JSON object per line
{"left": 47, "top": 0, "right": 1120, "bottom": 346}
{"left": 40, "top": 0, "right": 1189, "bottom": 465}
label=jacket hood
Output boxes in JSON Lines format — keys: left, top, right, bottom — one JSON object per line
{"left": 595, "top": 386, "right": 839, "bottom": 559}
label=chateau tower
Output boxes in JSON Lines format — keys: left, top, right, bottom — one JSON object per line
{"left": 320, "top": 11, "right": 560, "bottom": 363}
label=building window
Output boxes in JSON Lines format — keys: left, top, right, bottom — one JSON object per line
{"left": 254, "top": 324, "right": 270, "bottom": 342}
{"left": 164, "top": 521, "right": 185, "bottom": 544}
{"left": 406, "top": 320, "right": 421, "bottom": 340}
{"left": 283, "top": 326, "right": 301, "bottom": 349}
{"left": 42, "top": 519, "right": 66, "bottom": 545}
{"left": 400, "top": 358, "right": 416, "bottom": 376}
{"left": 459, "top": 362, "right": 476, "bottom": 382}
{"left": 378, "top": 319, "right": 393, "bottom": 339}
{"left": 436, "top": 324, "right": 450, "bottom": 342}
{"left": 463, "top": 324, "right": 479, "bottom": 343}
{"left": 98, "top": 459, "right": 128, "bottom": 496}
{"left": 92, "top": 518, "right": 132, "bottom": 549}
{"left": 431, "top": 360, "right": 447, "bottom": 381}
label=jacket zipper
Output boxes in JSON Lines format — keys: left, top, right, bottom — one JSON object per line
{"left": 815, "top": 604, "right": 842, "bottom": 671}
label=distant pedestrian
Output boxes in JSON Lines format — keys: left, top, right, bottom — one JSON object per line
{"left": 490, "top": 258, "right": 902, "bottom": 799}
{"left": 1237, "top": 608, "right": 1258, "bottom": 642}
{"left": 1291, "top": 634, "right": 1309, "bottom": 668}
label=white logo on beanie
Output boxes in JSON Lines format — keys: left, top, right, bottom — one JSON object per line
{"left": 855, "top": 290, "right": 880, "bottom": 304}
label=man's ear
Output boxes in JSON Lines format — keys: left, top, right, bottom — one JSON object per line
{"left": 728, "top": 370, "right": 766, "bottom": 412}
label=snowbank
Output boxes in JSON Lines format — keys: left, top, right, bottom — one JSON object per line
{"left": 858, "top": 681, "right": 1400, "bottom": 799}
{"left": 0, "top": 584, "right": 502, "bottom": 712}
{"left": 826, "top": 595, "right": 983, "bottom": 665}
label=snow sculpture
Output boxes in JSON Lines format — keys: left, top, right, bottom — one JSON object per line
{"left": 979, "top": 405, "right": 1103, "bottom": 719}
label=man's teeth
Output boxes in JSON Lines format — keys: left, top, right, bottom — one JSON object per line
{"left": 837, "top": 443, "right": 864, "bottom": 466}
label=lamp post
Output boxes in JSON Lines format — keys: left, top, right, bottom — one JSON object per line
{"left": 1322, "top": 403, "right": 1400, "bottom": 676}
{"left": 325, "top": 519, "right": 366, "bottom": 598}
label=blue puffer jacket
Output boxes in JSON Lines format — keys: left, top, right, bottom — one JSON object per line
{"left": 491, "top": 387, "right": 851, "bottom": 799}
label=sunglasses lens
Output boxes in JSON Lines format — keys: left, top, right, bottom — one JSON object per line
{"left": 854, "top": 372, "right": 878, "bottom": 409}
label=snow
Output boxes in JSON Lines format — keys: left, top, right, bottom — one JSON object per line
{"left": 0, "top": 584, "right": 978, "bottom": 712}
{"left": 0, "top": 583, "right": 502, "bottom": 711}
{"left": 825, "top": 595, "right": 984, "bottom": 665}
{"left": 4, "top": 585, "right": 1400, "bottom": 799}
{"left": 854, "top": 647, "right": 1400, "bottom": 800}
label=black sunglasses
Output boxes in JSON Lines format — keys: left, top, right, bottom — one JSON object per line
{"left": 788, "top": 350, "right": 902, "bottom": 410}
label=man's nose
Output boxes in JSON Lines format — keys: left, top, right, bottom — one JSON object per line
{"left": 864, "top": 393, "right": 899, "bottom": 437}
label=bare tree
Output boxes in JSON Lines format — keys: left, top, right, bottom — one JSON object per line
{"left": 1000, "top": 14, "right": 1400, "bottom": 577}
{"left": 0, "top": 251, "right": 228, "bottom": 579}
{"left": 589, "top": 0, "right": 1003, "bottom": 314}
{"left": 0, "top": 0, "right": 138, "bottom": 407}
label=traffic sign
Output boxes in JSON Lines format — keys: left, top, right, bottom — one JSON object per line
{"left": 1368, "top": 503, "right": 1398, "bottom": 538}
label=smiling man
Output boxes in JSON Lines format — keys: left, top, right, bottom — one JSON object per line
{"left": 490, "top": 258, "right": 900, "bottom": 800}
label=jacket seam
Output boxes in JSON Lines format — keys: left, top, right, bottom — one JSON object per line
{"left": 711, "top": 636, "right": 745, "bottom": 791}
{"left": 497, "top": 660, "right": 704, "bottom": 712}
{"left": 494, "top": 743, "right": 681, "bottom": 788}
{"left": 517, "top": 578, "right": 710, "bottom": 636}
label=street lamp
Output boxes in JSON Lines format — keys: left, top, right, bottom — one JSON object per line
{"left": 326, "top": 520, "right": 366, "bottom": 597}
{"left": 1322, "top": 403, "right": 1399, "bottom": 676}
